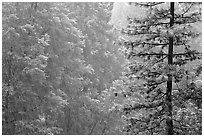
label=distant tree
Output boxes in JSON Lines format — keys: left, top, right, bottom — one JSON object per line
{"left": 66, "top": 2, "right": 124, "bottom": 93}
{"left": 61, "top": 2, "right": 125, "bottom": 134}
{"left": 2, "top": 2, "right": 80, "bottom": 134}
{"left": 119, "top": 2, "right": 202, "bottom": 135}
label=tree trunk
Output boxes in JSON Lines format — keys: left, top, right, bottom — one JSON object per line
{"left": 89, "top": 120, "right": 99, "bottom": 135}
{"left": 166, "top": 2, "right": 174, "bottom": 135}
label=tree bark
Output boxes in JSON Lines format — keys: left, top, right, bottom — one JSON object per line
{"left": 166, "top": 2, "right": 174, "bottom": 135}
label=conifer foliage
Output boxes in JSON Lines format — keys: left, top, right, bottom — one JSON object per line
{"left": 2, "top": 2, "right": 202, "bottom": 135}
{"left": 2, "top": 2, "right": 123, "bottom": 135}
{"left": 120, "top": 2, "right": 202, "bottom": 135}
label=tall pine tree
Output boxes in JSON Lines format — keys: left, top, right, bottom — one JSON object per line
{"left": 120, "top": 2, "right": 201, "bottom": 135}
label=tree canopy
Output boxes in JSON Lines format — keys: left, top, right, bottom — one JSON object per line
{"left": 2, "top": 2, "right": 202, "bottom": 135}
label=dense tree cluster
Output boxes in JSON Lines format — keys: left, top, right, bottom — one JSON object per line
{"left": 2, "top": 2, "right": 202, "bottom": 135}
{"left": 2, "top": 2, "right": 124, "bottom": 135}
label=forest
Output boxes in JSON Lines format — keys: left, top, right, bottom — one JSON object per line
{"left": 2, "top": 2, "right": 202, "bottom": 135}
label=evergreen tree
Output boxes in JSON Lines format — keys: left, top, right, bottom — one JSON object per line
{"left": 67, "top": 2, "right": 124, "bottom": 93}
{"left": 2, "top": 2, "right": 123, "bottom": 135}
{"left": 59, "top": 3, "right": 125, "bottom": 134}
{"left": 2, "top": 2, "right": 69, "bottom": 134}
{"left": 120, "top": 2, "right": 202, "bottom": 135}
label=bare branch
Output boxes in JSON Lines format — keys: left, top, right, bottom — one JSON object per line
{"left": 135, "top": 2, "right": 165, "bottom": 7}
{"left": 181, "top": 3, "right": 193, "bottom": 17}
